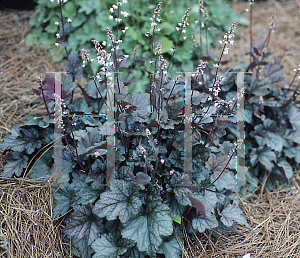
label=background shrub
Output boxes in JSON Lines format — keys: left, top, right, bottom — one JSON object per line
{"left": 25, "top": 0, "right": 248, "bottom": 93}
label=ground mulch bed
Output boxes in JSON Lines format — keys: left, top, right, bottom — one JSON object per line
{"left": 1, "top": 1, "right": 300, "bottom": 257}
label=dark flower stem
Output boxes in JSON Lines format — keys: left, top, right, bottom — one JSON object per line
{"left": 59, "top": 1, "right": 68, "bottom": 58}
{"left": 38, "top": 81, "right": 52, "bottom": 119}
{"left": 199, "top": 147, "right": 236, "bottom": 192}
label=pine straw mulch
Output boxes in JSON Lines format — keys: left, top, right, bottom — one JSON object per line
{"left": 0, "top": 177, "right": 67, "bottom": 258}
{"left": 1, "top": 1, "right": 300, "bottom": 257}
{"left": 0, "top": 9, "right": 66, "bottom": 141}
{"left": 180, "top": 171, "right": 300, "bottom": 258}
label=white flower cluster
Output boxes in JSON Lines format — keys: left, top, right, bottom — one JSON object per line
{"left": 146, "top": 2, "right": 162, "bottom": 36}
{"left": 197, "top": 61, "right": 208, "bottom": 75}
{"left": 50, "top": 0, "right": 67, "bottom": 4}
{"left": 208, "top": 76, "right": 225, "bottom": 98}
{"left": 139, "top": 145, "right": 147, "bottom": 158}
{"left": 53, "top": 93, "right": 66, "bottom": 131}
{"left": 218, "top": 21, "right": 238, "bottom": 55}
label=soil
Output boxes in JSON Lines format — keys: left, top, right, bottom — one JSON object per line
{"left": 216, "top": 0, "right": 300, "bottom": 88}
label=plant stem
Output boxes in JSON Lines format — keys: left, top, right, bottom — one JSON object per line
{"left": 59, "top": 1, "right": 68, "bottom": 58}
{"left": 199, "top": 147, "right": 236, "bottom": 192}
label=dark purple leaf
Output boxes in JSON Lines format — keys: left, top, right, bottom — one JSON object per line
{"left": 201, "top": 56, "right": 212, "bottom": 61}
{"left": 42, "top": 75, "right": 69, "bottom": 102}
{"left": 249, "top": 61, "right": 257, "bottom": 70}
{"left": 186, "top": 194, "right": 206, "bottom": 218}
{"left": 66, "top": 50, "right": 83, "bottom": 81}
{"left": 220, "top": 60, "right": 230, "bottom": 65}
{"left": 274, "top": 162, "right": 288, "bottom": 184}
{"left": 77, "top": 83, "right": 92, "bottom": 103}
{"left": 253, "top": 47, "right": 261, "bottom": 56}
{"left": 148, "top": 119, "right": 159, "bottom": 127}
{"left": 32, "top": 88, "right": 41, "bottom": 96}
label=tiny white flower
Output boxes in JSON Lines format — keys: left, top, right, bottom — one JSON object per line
{"left": 156, "top": 28, "right": 161, "bottom": 32}
{"left": 157, "top": 18, "right": 161, "bottom": 22}
{"left": 176, "top": 27, "right": 180, "bottom": 31}
{"left": 182, "top": 29, "right": 186, "bottom": 33}
{"left": 229, "top": 40, "right": 234, "bottom": 45}
{"left": 218, "top": 40, "right": 223, "bottom": 44}
{"left": 151, "top": 22, "right": 157, "bottom": 27}
{"left": 110, "top": 7, "right": 114, "bottom": 13}
{"left": 109, "top": 15, "right": 113, "bottom": 20}
{"left": 112, "top": 4, "right": 118, "bottom": 9}
{"left": 121, "top": 11, "right": 129, "bottom": 17}
{"left": 67, "top": 18, "right": 72, "bottom": 22}
{"left": 55, "top": 42, "right": 60, "bottom": 47}
{"left": 56, "top": 33, "right": 61, "bottom": 38}
{"left": 55, "top": 21, "right": 59, "bottom": 25}
{"left": 146, "top": 128, "right": 151, "bottom": 136}
{"left": 183, "top": 37, "right": 186, "bottom": 40}
{"left": 94, "top": 151, "right": 101, "bottom": 157}
{"left": 214, "top": 64, "right": 219, "bottom": 68}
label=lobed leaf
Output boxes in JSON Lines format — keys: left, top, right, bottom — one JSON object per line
{"left": 64, "top": 204, "right": 105, "bottom": 246}
{"left": 121, "top": 199, "right": 173, "bottom": 255}
{"left": 93, "top": 180, "right": 143, "bottom": 224}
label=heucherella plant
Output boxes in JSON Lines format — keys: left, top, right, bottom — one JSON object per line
{"left": 6, "top": 0, "right": 296, "bottom": 258}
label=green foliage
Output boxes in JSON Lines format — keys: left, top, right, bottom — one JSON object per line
{"left": 26, "top": 0, "right": 248, "bottom": 93}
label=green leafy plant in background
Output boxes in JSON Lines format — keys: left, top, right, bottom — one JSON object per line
{"left": 25, "top": 0, "right": 248, "bottom": 94}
